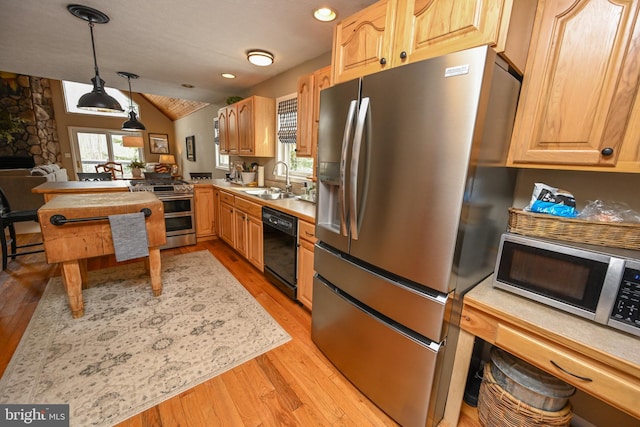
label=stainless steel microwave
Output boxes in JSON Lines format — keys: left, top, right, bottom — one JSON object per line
{"left": 493, "top": 232, "right": 640, "bottom": 337}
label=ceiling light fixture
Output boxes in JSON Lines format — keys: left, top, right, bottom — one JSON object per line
{"left": 67, "top": 4, "right": 123, "bottom": 113}
{"left": 221, "top": 73, "right": 236, "bottom": 79}
{"left": 313, "top": 7, "right": 337, "bottom": 22}
{"left": 118, "top": 71, "right": 146, "bottom": 131}
{"left": 247, "top": 50, "right": 274, "bottom": 66}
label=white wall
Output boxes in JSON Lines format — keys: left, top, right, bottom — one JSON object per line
{"left": 173, "top": 103, "right": 223, "bottom": 179}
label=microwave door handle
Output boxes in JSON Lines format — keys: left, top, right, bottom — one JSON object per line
{"left": 339, "top": 100, "right": 357, "bottom": 237}
{"left": 349, "top": 97, "right": 370, "bottom": 240}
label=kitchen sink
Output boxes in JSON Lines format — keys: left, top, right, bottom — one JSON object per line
{"left": 243, "top": 189, "right": 296, "bottom": 200}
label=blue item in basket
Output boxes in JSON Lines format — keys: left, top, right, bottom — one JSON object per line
{"left": 530, "top": 201, "right": 578, "bottom": 218}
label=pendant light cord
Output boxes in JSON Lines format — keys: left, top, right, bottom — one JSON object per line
{"left": 88, "top": 21, "right": 104, "bottom": 91}
{"left": 127, "top": 76, "right": 134, "bottom": 112}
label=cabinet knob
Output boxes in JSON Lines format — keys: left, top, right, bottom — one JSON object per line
{"left": 380, "top": 57, "right": 387, "bottom": 65}
{"left": 601, "top": 147, "right": 614, "bottom": 156}
{"left": 399, "top": 51, "right": 407, "bottom": 60}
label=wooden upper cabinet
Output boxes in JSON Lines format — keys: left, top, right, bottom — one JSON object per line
{"left": 237, "top": 98, "right": 254, "bottom": 155}
{"left": 296, "top": 66, "right": 332, "bottom": 163}
{"left": 314, "top": 66, "right": 332, "bottom": 122}
{"left": 332, "top": 0, "right": 534, "bottom": 84}
{"left": 296, "top": 73, "right": 315, "bottom": 157}
{"left": 395, "top": 0, "right": 535, "bottom": 74}
{"left": 508, "top": 0, "right": 640, "bottom": 170}
{"left": 226, "top": 105, "right": 239, "bottom": 155}
{"left": 218, "top": 108, "right": 229, "bottom": 154}
{"left": 223, "top": 96, "right": 275, "bottom": 157}
{"left": 332, "top": 0, "right": 398, "bottom": 84}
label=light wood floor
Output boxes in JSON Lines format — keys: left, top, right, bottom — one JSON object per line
{"left": 0, "top": 233, "right": 480, "bottom": 426}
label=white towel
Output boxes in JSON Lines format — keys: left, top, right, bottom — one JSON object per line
{"left": 108, "top": 212, "right": 150, "bottom": 262}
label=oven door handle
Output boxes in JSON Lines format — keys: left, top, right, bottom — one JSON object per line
{"left": 158, "top": 194, "right": 194, "bottom": 201}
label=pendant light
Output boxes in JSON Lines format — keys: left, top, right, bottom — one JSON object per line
{"left": 68, "top": 4, "right": 123, "bottom": 113}
{"left": 118, "top": 71, "right": 146, "bottom": 131}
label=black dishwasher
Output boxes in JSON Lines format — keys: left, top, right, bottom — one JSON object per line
{"left": 262, "top": 206, "right": 298, "bottom": 300}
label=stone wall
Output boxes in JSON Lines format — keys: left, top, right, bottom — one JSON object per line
{"left": 0, "top": 73, "right": 61, "bottom": 165}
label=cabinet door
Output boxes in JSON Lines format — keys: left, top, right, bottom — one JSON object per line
{"left": 194, "top": 186, "right": 215, "bottom": 238}
{"left": 297, "top": 238, "right": 315, "bottom": 310}
{"left": 219, "top": 202, "right": 235, "bottom": 246}
{"left": 247, "top": 215, "right": 263, "bottom": 271}
{"left": 332, "top": 0, "right": 397, "bottom": 84}
{"left": 218, "top": 108, "right": 229, "bottom": 153}
{"left": 227, "top": 105, "right": 239, "bottom": 155}
{"left": 296, "top": 73, "right": 315, "bottom": 157}
{"left": 395, "top": 0, "right": 506, "bottom": 67}
{"left": 508, "top": 0, "right": 640, "bottom": 167}
{"left": 313, "top": 66, "right": 332, "bottom": 122}
{"left": 234, "top": 210, "right": 248, "bottom": 257}
{"left": 237, "top": 98, "right": 255, "bottom": 155}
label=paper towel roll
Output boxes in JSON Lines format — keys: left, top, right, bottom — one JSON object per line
{"left": 257, "top": 166, "right": 265, "bottom": 187}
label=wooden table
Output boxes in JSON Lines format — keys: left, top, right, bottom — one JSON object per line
{"left": 439, "top": 276, "right": 640, "bottom": 426}
{"left": 37, "top": 193, "right": 166, "bottom": 318}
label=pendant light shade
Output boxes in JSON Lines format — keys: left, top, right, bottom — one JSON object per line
{"left": 68, "top": 4, "right": 123, "bottom": 113}
{"left": 118, "top": 71, "right": 146, "bottom": 131}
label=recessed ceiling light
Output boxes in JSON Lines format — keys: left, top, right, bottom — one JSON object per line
{"left": 247, "top": 50, "right": 274, "bottom": 66}
{"left": 221, "top": 73, "right": 236, "bottom": 79}
{"left": 313, "top": 7, "right": 337, "bottom": 22}
{"left": 181, "top": 83, "right": 195, "bottom": 88}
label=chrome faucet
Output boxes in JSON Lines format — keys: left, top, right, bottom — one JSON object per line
{"left": 273, "top": 161, "right": 291, "bottom": 193}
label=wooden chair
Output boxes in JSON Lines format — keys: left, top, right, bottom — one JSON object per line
{"left": 95, "top": 162, "right": 124, "bottom": 179}
{"left": 0, "top": 187, "right": 44, "bottom": 270}
{"left": 77, "top": 172, "right": 113, "bottom": 181}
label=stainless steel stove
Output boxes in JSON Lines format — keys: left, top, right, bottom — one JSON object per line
{"left": 129, "top": 178, "right": 196, "bottom": 249}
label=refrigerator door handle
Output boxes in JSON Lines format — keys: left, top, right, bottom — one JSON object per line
{"left": 339, "top": 100, "right": 358, "bottom": 237}
{"left": 349, "top": 97, "right": 370, "bottom": 240}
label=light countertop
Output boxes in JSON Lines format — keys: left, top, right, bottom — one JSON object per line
{"left": 201, "top": 179, "right": 316, "bottom": 224}
{"left": 465, "top": 276, "right": 640, "bottom": 373}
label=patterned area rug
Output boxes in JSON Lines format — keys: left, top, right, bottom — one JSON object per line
{"left": 0, "top": 251, "right": 291, "bottom": 426}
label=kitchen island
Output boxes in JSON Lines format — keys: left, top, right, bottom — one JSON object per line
{"left": 33, "top": 180, "right": 131, "bottom": 201}
{"left": 37, "top": 192, "right": 166, "bottom": 318}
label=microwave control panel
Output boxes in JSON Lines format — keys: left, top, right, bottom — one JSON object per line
{"left": 610, "top": 267, "right": 640, "bottom": 330}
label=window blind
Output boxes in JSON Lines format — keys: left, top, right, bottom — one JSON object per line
{"left": 277, "top": 97, "right": 297, "bottom": 144}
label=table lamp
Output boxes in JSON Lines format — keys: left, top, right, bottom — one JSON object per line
{"left": 159, "top": 155, "right": 178, "bottom": 176}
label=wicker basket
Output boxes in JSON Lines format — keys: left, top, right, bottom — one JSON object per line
{"left": 478, "top": 363, "right": 573, "bottom": 427}
{"left": 508, "top": 208, "right": 640, "bottom": 250}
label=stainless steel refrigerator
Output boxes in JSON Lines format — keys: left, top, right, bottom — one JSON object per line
{"left": 311, "top": 46, "right": 520, "bottom": 427}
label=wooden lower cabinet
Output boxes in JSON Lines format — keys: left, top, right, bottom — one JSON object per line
{"left": 219, "top": 191, "right": 264, "bottom": 271}
{"left": 218, "top": 190, "right": 235, "bottom": 246}
{"left": 194, "top": 186, "right": 216, "bottom": 240}
{"left": 246, "top": 215, "right": 263, "bottom": 271}
{"left": 297, "top": 220, "right": 316, "bottom": 309}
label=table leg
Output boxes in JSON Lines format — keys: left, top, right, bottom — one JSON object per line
{"left": 148, "top": 247, "right": 162, "bottom": 297}
{"left": 60, "top": 260, "right": 85, "bottom": 318}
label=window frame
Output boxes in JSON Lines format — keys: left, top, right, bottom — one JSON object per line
{"left": 68, "top": 126, "right": 145, "bottom": 178}
{"left": 275, "top": 93, "right": 313, "bottom": 181}
{"left": 213, "top": 117, "right": 229, "bottom": 170}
